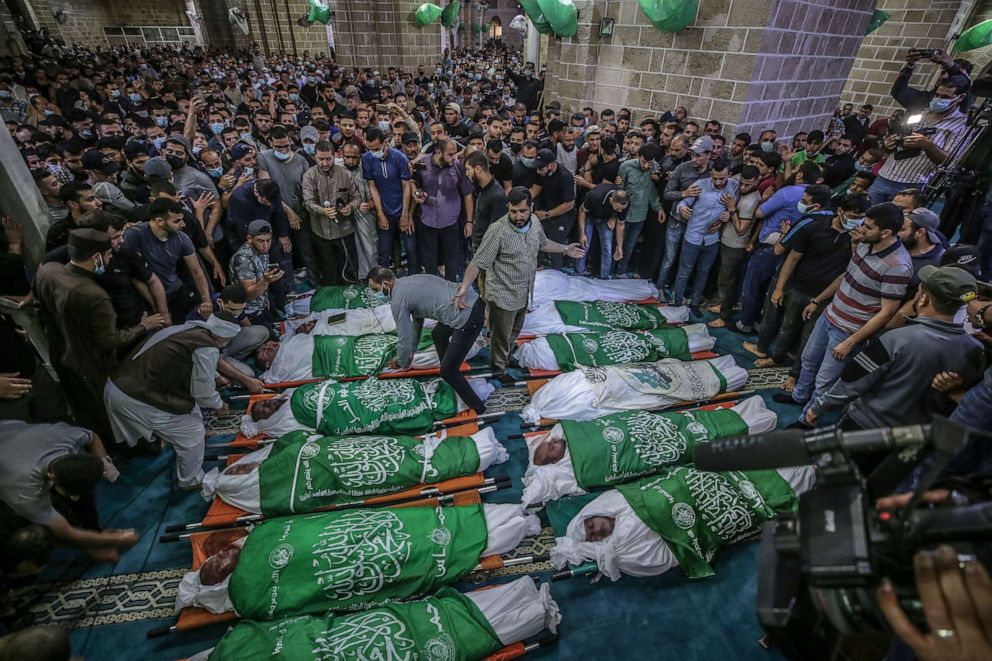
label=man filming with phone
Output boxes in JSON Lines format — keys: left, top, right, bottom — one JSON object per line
{"left": 228, "top": 219, "right": 284, "bottom": 331}
{"left": 867, "top": 50, "right": 971, "bottom": 203}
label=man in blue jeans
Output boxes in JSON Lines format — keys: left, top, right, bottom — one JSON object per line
{"left": 733, "top": 161, "right": 822, "bottom": 333}
{"left": 658, "top": 136, "right": 712, "bottom": 294}
{"left": 576, "top": 183, "right": 629, "bottom": 278}
{"left": 775, "top": 203, "right": 911, "bottom": 424}
{"left": 362, "top": 127, "right": 417, "bottom": 275}
{"left": 672, "top": 159, "right": 737, "bottom": 316}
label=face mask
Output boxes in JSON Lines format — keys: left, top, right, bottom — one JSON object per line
{"left": 79, "top": 129, "right": 93, "bottom": 139}
{"left": 842, "top": 216, "right": 862, "bottom": 231}
{"left": 378, "top": 120, "right": 390, "bottom": 132}
{"left": 43, "top": 109, "right": 54, "bottom": 116}
{"left": 109, "top": 89, "right": 120, "bottom": 100}
{"left": 129, "top": 93, "right": 141, "bottom": 103}
{"left": 94, "top": 253, "right": 106, "bottom": 275}
{"left": 510, "top": 143, "right": 523, "bottom": 154}
{"left": 243, "top": 166, "right": 255, "bottom": 176}
{"left": 303, "top": 143, "right": 316, "bottom": 155}
{"left": 521, "top": 156, "right": 535, "bottom": 168}
{"left": 166, "top": 155, "right": 186, "bottom": 170}
{"left": 512, "top": 221, "right": 531, "bottom": 234}
{"left": 207, "top": 166, "right": 224, "bottom": 178}
{"left": 0, "top": 90, "right": 11, "bottom": 100}
{"left": 209, "top": 122, "right": 225, "bottom": 135}
{"left": 929, "top": 97, "right": 955, "bottom": 113}
{"left": 289, "top": 93, "right": 300, "bottom": 101}
{"left": 192, "top": 146, "right": 203, "bottom": 157}
{"left": 797, "top": 202, "right": 812, "bottom": 214}
{"left": 370, "top": 149, "right": 385, "bottom": 159}
{"left": 854, "top": 162, "right": 871, "bottom": 173}
{"left": 273, "top": 149, "right": 291, "bottom": 161}
{"left": 154, "top": 116, "right": 168, "bottom": 128}
{"left": 240, "top": 132, "right": 253, "bottom": 141}
{"left": 761, "top": 141, "right": 774, "bottom": 153}
{"left": 152, "top": 136, "right": 166, "bottom": 150}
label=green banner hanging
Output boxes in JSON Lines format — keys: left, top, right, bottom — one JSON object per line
{"left": 638, "top": 0, "right": 698, "bottom": 33}
{"left": 415, "top": 3, "right": 443, "bottom": 26}
{"left": 865, "top": 9, "right": 890, "bottom": 35}
{"left": 954, "top": 19, "right": 992, "bottom": 52}
{"left": 537, "top": 0, "right": 578, "bottom": 38}
{"left": 472, "top": 22, "right": 484, "bottom": 34}
{"left": 441, "top": 1, "right": 461, "bottom": 28}
{"left": 306, "top": 0, "right": 331, "bottom": 25}
{"left": 518, "top": 0, "right": 554, "bottom": 35}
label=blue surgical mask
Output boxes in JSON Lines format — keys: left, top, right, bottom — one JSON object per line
{"left": 378, "top": 120, "right": 390, "bottom": 132}
{"left": 207, "top": 166, "right": 224, "bottom": 178}
{"left": 797, "top": 202, "right": 812, "bottom": 214}
{"left": 512, "top": 221, "right": 531, "bottom": 234}
{"left": 273, "top": 150, "right": 292, "bottom": 161}
{"left": 209, "top": 122, "right": 225, "bottom": 135}
{"left": 842, "top": 215, "right": 862, "bottom": 231}
{"left": 521, "top": 156, "right": 535, "bottom": 168}
{"left": 129, "top": 92, "right": 141, "bottom": 103}
{"left": 152, "top": 136, "right": 166, "bottom": 150}
{"left": 192, "top": 146, "right": 203, "bottom": 157}
{"left": 303, "top": 143, "right": 316, "bottom": 155}
{"left": 854, "top": 162, "right": 871, "bottom": 172}
{"left": 154, "top": 116, "right": 168, "bottom": 128}
{"left": 289, "top": 93, "right": 300, "bottom": 101}
{"left": 109, "top": 89, "right": 120, "bottom": 100}
{"left": 240, "top": 132, "right": 253, "bottom": 141}
{"left": 371, "top": 149, "right": 385, "bottom": 159}
{"left": 929, "top": 97, "right": 955, "bottom": 113}
{"left": 761, "top": 141, "right": 774, "bottom": 153}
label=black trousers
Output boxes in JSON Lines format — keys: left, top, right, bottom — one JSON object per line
{"left": 311, "top": 232, "right": 359, "bottom": 286}
{"left": 417, "top": 220, "right": 462, "bottom": 282}
{"left": 431, "top": 298, "right": 486, "bottom": 413}
{"left": 540, "top": 213, "right": 576, "bottom": 270}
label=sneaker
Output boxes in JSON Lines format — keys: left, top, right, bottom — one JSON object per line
{"left": 294, "top": 268, "right": 308, "bottom": 280}
{"left": 730, "top": 320, "right": 753, "bottom": 334}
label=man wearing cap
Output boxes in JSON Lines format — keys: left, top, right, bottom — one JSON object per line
{"left": 805, "top": 265, "right": 985, "bottom": 487}
{"left": 229, "top": 219, "right": 285, "bottom": 326}
{"left": 104, "top": 312, "right": 240, "bottom": 489}
{"left": 532, "top": 147, "right": 577, "bottom": 271}
{"left": 443, "top": 103, "right": 469, "bottom": 140}
{"left": 299, "top": 125, "right": 320, "bottom": 164}
{"left": 898, "top": 208, "right": 947, "bottom": 289}
{"left": 33, "top": 228, "right": 165, "bottom": 442}
{"left": 412, "top": 137, "right": 474, "bottom": 281}
{"left": 301, "top": 141, "right": 361, "bottom": 285}
{"left": 400, "top": 131, "right": 422, "bottom": 162}
{"left": 658, "top": 136, "right": 713, "bottom": 289}
{"left": 82, "top": 150, "right": 134, "bottom": 212}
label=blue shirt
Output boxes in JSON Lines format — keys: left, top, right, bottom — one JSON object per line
{"left": 123, "top": 222, "right": 194, "bottom": 296}
{"left": 226, "top": 179, "right": 290, "bottom": 241}
{"left": 756, "top": 184, "right": 807, "bottom": 243}
{"left": 362, "top": 148, "right": 411, "bottom": 217}
{"left": 678, "top": 178, "right": 739, "bottom": 246}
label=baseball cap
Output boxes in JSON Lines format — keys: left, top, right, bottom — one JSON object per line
{"left": 585, "top": 125, "right": 601, "bottom": 135}
{"left": 940, "top": 244, "right": 980, "bottom": 276}
{"left": 534, "top": 148, "right": 556, "bottom": 169}
{"left": 299, "top": 125, "right": 319, "bottom": 143}
{"left": 247, "top": 219, "right": 272, "bottom": 236}
{"left": 445, "top": 102, "right": 461, "bottom": 115}
{"left": 689, "top": 136, "right": 715, "bottom": 154}
{"left": 230, "top": 143, "right": 253, "bottom": 159}
{"left": 81, "top": 150, "right": 121, "bottom": 175}
{"left": 907, "top": 208, "right": 945, "bottom": 246}
{"left": 343, "top": 85, "right": 359, "bottom": 97}
{"left": 918, "top": 265, "right": 977, "bottom": 305}
{"left": 401, "top": 131, "right": 420, "bottom": 145}
{"left": 143, "top": 157, "right": 172, "bottom": 178}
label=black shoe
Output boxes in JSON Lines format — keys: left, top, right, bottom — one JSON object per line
{"left": 772, "top": 392, "right": 805, "bottom": 405}
{"left": 689, "top": 305, "right": 702, "bottom": 319}
{"left": 729, "top": 321, "right": 753, "bottom": 334}
{"left": 785, "top": 420, "right": 813, "bottom": 430}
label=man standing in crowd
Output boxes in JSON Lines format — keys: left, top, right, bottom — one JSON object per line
{"left": 709, "top": 165, "right": 760, "bottom": 329}
{"left": 658, "top": 137, "right": 712, "bottom": 291}
{"left": 412, "top": 137, "right": 473, "bottom": 281}
{"left": 576, "top": 184, "right": 630, "bottom": 279}
{"left": 532, "top": 148, "right": 576, "bottom": 271}
{"left": 455, "top": 187, "right": 584, "bottom": 382}
{"left": 301, "top": 141, "right": 360, "bottom": 285}
{"left": 362, "top": 127, "right": 417, "bottom": 275}
{"left": 341, "top": 141, "right": 378, "bottom": 279}
{"left": 257, "top": 126, "right": 315, "bottom": 280}
{"left": 614, "top": 143, "right": 663, "bottom": 278}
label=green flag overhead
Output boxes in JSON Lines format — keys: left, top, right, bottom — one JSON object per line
{"left": 309, "top": 284, "right": 382, "bottom": 313}
{"left": 415, "top": 3, "right": 443, "bottom": 25}
{"left": 638, "top": 0, "right": 698, "bottom": 33}
{"left": 441, "top": 1, "right": 461, "bottom": 28}
{"left": 307, "top": 0, "right": 331, "bottom": 25}
{"left": 555, "top": 300, "right": 674, "bottom": 331}
{"left": 472, "top": 22, "right": 484, "bottom": 34}
{"left": 865, "top": 9, "right": 890, "bottom": 35}
{"left": 209, "top": 587, "right": 503, "bottom": 661}
{"left": 954, "top": 19, "right": 992, "bottom": 52}
{"left": 289, "top": 377, "right": 459, "bottom": 436}
{"left": 562, "top": 408, "right": 748, "bottom": 490}
{"left": 258, "top": 431, "right": 482, "bottom": 517}
{"left": 537, "top": 0, "right": 578, "bottom": 37}
{"left": 518, "top": 0, "right": 554, "bottom": 35}
{"left": 546, "top": 328, "right": 691, "bottom": 370}
{"left": 228, "top": 505, "right": 489, "bottom": 619}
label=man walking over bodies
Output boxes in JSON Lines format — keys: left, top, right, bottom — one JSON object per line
{"left": 454, "top": 187, "right": 584, "bottom": 383}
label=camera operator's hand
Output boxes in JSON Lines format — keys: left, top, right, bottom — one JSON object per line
{"left": 905, "top": 49, "right": 924, "bottom": 67}
{"left": 903, "top": 133, "right": 931, "bottom": 150}
{"left": 878, "top": 545, "right": 992, "bottom": 661}
{"left": 883, "top": 134, "right": 900, "bottom": 152}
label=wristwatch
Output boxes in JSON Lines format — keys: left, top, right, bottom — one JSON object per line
{"left": 973, "top": 303, "right": 992, "bottom": 331}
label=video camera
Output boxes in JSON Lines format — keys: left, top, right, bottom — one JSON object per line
{"left": 694, "top": 418, "right": 992, "bottom": 660}
{"left": 891, "top": 112, "right": 938, "bottom": 160}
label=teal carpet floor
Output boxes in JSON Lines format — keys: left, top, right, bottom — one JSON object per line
{"left": 9, "top": 309, "right": 809, "bottom": 660}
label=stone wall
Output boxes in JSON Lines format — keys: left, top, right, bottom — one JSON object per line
{"left": 24, "top": 0, "right": 192, "bottom": 48}
{"left": 331, "top": 0, "right": 442, "bottom": 69}
{"left": 545, "top": 0, "right": 874, "bottom": 136}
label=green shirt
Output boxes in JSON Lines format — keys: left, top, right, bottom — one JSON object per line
{"left": 618, "top": 158, "right": 662, "bottom": 223}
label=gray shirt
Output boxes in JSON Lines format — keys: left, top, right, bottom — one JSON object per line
{"left": 664, "top": 161, "right": 710, "bottom": 202}
{"left": 390, "top": 274, "right": 479, "bottom": 366}
{"left": 0, "top": 420, "right": 92, "bottom": 524}
{"left": 258, "top": 150, "right": 310, "bottom": 216}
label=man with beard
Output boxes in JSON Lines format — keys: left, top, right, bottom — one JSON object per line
{"left": 46, "top": 182, "right": 102, "bottom": 251}
{"left": 362, "top": 127, "right": 416, "bottom": 274}
{"left": 340, "top": 141, "right": 378, "bottom": 279}
{"left": 508, "top": 63, "right": 543, "bottom": 112}
{"left": 821, "top": 133, "right": 859, "bottom": 188}
{"left": 412, "top": 137, "right": 473, "bottom": 281}
{"left": 301, "top": 141, "right": 360, "bottom": 285}
{"left": 485, "top": 139, "right": 513, "bottom": 192}
{"left": 118, "top": 142, "right": 153, "bottom": 204}
{"left": 455, "top": 187, "right": 584, "bottom": 382}
{"left": 556, "top": 127, "right": 579, "bottom": 175}
{"left": 533, "top": 148, "right": 577, "bottom": 271}
{"left": 463, "top": 150, "right": 507, "bottom": 302}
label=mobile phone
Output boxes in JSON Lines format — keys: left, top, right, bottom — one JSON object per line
{"left": 325, "top": 312, "right": 347, "bottom": 325}
{"left": 376, "top": 104, "right": 389, "bottom": 113}
{"left": 911, "top": 48, "right": 937, "bottom": 59}
{"left": 412, "top": 162, "right": 427, "bottom": 171}
{"left": 266, "top": 264, "right": 280, "bottom": 274}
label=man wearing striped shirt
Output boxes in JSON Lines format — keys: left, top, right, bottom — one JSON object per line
{"left": 785, "top": 202, "right": 911, "bottom": 424}
{"left": 866, "top": 77, "right": 970, "bottom": 203}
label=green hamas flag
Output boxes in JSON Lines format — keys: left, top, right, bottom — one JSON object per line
{"left": 258, "top": 431, "right": 482, "bottom": 516}
{"left": 616, "top": 467, "right": 797, "bottom": 578}
{"left": 309, "top": 284, "right": 381, "bottom": 313}
{"left": 209, "top": 586, "right": 503, "bottom": 660}
{"left": 546, "top": 328, "right": 691, "bottom": 370}
{"left": 229, "top": 505, "right": 489, "bottom": 620}
{"left": 563, "top": 408, "right": 748, "bottom": 489}
{"left": 555, "top": 301, "right": 672, "bottom": 331}
{"left": 312, "top": 334, "right": 398, "bottom": 379}
{"left": 289, "top": 378, "right": 459, "bottom": 436}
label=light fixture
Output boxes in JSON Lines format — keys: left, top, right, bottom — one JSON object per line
{"left": 599, "top": 17, "right": 615, "bottom": 37}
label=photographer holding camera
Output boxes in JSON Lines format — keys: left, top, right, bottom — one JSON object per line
{"left": 867, "top": 50, "right": 971, "bottom": 204}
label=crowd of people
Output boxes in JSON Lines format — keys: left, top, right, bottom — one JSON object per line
{"left": 1, "top": 34, "right": 992, "bottom": 659}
